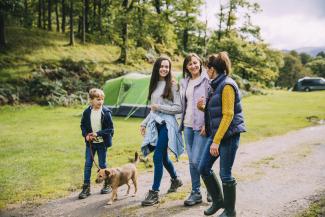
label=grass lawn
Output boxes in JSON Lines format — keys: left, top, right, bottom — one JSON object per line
{"left": 241, "top": 90, "right": 325, "bottom": 143}
{"left": 0, "top": 90, "right": 325, "bottom": 209}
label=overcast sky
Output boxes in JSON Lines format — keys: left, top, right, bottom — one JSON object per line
{"left": 200, "top": 0, "right": 325, "bottom": 50}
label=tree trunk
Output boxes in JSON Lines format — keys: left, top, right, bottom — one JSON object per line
{"left": 136, "top": 1, "right": 144, "bottom": 47}
{"left": 98, "top": 0, "right": 102, "bottom": 34}
{"left": 226, "top": 1, "right": 234, "bottom": 36}
{"left": 204, "top": 20, "right": 207, "bottom": 56}
{"left": 153, "top": 0, "right": 163, "bottom": 43}
{"left": 218, "top": 4, "right": 224, "bottom": 41}
{"left": 120, "top": 21, "right": 128, "bottom": 64}
{"left": 69, "top": 0, "right": 74, "bottom": 46}
{"left": 23, "top": 0, "right": 29, "bottom": 27}
{"left": 82, "top": 0, "right": 86, "bottom": 43}
{"left": 55, "top": 0, "right": 60, "bottom": 31}
{"left": 78, "top": 16, "right": 81, "bottom": 34}
{"left": 183, "top": 11, "right": 189, "bottom": 52}
{"left": 0, "top": 10, "right": 5, "bottom": 48}
{"left": 85, "top": 0, "right": 89, "bottom": 32}
{"left": 48, "top": 0, "right": 52, "bottom": 31}
{"left": 153, "top": 0, "right": 161, "bottom": 14}
{"left": 42, "top": 0, "right": 46, "bottom": 29}
{"left": 103, "top": 0, "right": 112, "bottom": 40}
{"left": 38, "top": 0, "right": 42, "bottom": 28}
{"left": 92, "top": 0, "right": 97, "bottom": 32}
{"left": 183, "top": 29, "right": 188, "bottom": 52}
{"left": 165, "top": 0, "right": 170, "bottom": 21}
{"left": 119, "top": 0, "right": 129, "bottom": 64}
{"left": 61, "top": 0, "right": 66, "bottom": 32}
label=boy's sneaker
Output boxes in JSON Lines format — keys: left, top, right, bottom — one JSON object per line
{"left": 167, "top": 177, "right": 183, "bottom": 193}
{"left": 101, "top": 180, "right": 112, "bottom": 194}
{"left": 141, "top": 190, "right": 159, "bottom": 206}
{"left": 78, "top": 183, "right": 90, "bottom": 199}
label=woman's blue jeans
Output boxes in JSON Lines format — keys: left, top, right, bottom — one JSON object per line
{"left": 199, "top": 134, "right": 240, "bottom": 182}
{"left": 184, "top": 127, "right": 209, "bottom": 193}
{"left": 152, "top": 123, "right": 177, "bottom": 191}
{"left": 83, "top": 142, "right": 107, "bottom": 184}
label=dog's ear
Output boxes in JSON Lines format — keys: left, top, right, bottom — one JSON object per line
{"left": 108, "top": 169, "right": 116, "bottom": 178}
{"left": 105, "top": 169, "right": 110, "bottom": 177}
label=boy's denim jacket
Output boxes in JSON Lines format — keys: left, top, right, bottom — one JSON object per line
{"left": 80, "top": 106, "right": 114, "bottom": 147}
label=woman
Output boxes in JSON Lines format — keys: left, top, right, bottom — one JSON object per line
{"left": 179, "top": 53, "right": 210, "bottom": 206}
{"left": 140, "top": 56, "right": 184, "bottom": 206}
{"left": 197, "top": 52, "right": 246, "bottom": 216}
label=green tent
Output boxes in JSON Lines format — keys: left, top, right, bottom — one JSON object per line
{"left": 103, "top": 73, "right": 150, "bottom": 118}
{"left": 103, "top": 72, "right": 182, "bottom": 118}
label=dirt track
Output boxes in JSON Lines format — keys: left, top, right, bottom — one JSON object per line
{"left": 1, "top": 125, "right": 325, "bottom": 217}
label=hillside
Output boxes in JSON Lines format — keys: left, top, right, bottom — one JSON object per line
{"left": 0, "top": 27, "right": 183, "bottom": 82}
{"left": 294, "top": 46, "right": 325, "bottom": 56}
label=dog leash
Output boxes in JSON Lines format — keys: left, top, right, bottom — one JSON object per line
{"left": 89, "top": 141, "right": 100, "bottom": 170}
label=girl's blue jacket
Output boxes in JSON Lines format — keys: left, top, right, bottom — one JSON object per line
{"left": 80, "top": 106, "right": 114, "bottom": 147}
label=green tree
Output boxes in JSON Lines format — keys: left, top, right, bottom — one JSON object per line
{"left": 207, "top": 34, "right": 283, "bottom": 85}
{"left": 306, "top": 58, "right": 325, "bottom": 77}
{"left": 68, "top": 0, "right": 74, "bottom": 46}
{"left": 277, "top": 53, "right": 310, "bottom": 87}
{"left": 0, "top": 0, "right": 24, "bottom": 47}
{"left": 172, "top": 0, "right": 205, "bottom": 54}
{"left": 299, "top": 52, "right": 312, "bottom": 65}
{"left": 224, "top": 0, "right": 261, "bottom": 40}
{"left": 316, "top": 51, "right": 325, "bottom": 58}
{"left": 117, "top": 0, "right": 135, "bottom": 64}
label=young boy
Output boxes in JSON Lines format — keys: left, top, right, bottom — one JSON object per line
{"left": 79, "top": 88, "right": 114, "bottom": 199}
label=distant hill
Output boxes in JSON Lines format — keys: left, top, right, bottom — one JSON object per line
{"left": 293, "top": 47, "right": 325, "bottom": 56}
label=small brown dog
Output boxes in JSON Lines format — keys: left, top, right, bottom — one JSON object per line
{"left": 96, "top": 152, "right": 139, "bottom": 205}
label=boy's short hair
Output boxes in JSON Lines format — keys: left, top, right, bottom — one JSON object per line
{"left": 88, "top": 88, "right": 105, "bottom": 100}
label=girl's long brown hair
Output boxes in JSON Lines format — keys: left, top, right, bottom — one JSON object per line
{"left": 148, "top": 56, "right": 173, "bottom": 101}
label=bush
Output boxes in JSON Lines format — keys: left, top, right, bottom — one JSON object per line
{"left": 0, "top": 59, "right": 113, "bottom": 106}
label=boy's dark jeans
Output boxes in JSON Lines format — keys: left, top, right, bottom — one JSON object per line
{"left": 199, "top": 134, "right": 240, "bottom": 182}
{"left": 83, "top": 142, "right": 107, "bottom": 184}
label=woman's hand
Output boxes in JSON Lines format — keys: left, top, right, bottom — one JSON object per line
{"left": 150, "top": 104, "right": 159, "bottom": 112}
{"left": 210, "top": 143, "right": 219, "bottom": 157}
{"left": 199, "top": 126, "right": 206, "bottom": 136}
{"left": 140, "top": 126, "right": 146, "bottom": 136}
{"left": 197, "top": 96, "right": 206, "bottom": 111}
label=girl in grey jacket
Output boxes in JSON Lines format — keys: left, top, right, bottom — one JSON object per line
{"left": 140, "top": 56, "right": 184, "bottom": 206}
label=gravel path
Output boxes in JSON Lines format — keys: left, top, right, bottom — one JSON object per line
{"left": 2, "top": 125, "right": 325, "bottom": 217}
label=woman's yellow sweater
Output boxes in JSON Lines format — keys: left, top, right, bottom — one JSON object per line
{"left": 213, "top": 85, "right": 235, "bottom": 144}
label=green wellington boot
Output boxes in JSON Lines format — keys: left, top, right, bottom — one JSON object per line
{"left": 202, "top": 172, "right": 224, "bottom": 216}
{"left": 219, "top": 180, "right": 237, "bottom": 217}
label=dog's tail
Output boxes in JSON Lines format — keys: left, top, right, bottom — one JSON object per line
{"left": 133, "top": 152, "right": 139, "bottom": 164}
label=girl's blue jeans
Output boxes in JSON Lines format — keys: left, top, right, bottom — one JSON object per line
{"left": 199, "top": 134, "right": 240, "bottom": 182}
{"left": 152, "top": 123, "right": 177, "bottom": 191}
{"left": 184, "top": 127, "right": 209, "bottom": 193}
{"left": 83, "top": 142, "right": 107, "bottom": 184}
